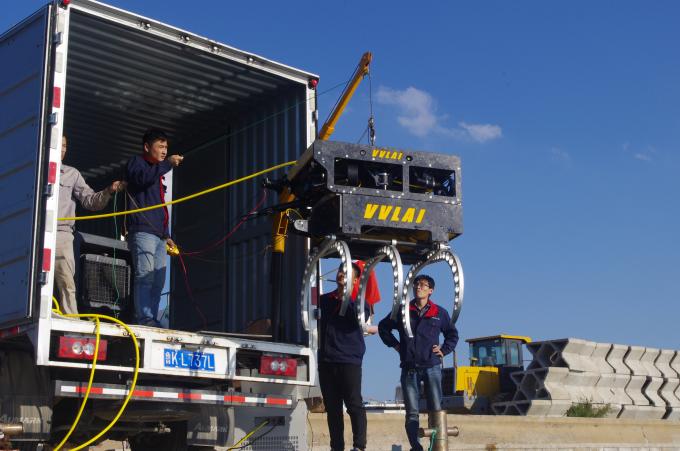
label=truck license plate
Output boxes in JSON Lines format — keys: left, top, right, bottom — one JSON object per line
{"left": 163, "top": 349, "right": 216, "bottom": 372}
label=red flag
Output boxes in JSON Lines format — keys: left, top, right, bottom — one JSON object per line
{"left": 351, "top": 260, "right": 381, "bottom": 305}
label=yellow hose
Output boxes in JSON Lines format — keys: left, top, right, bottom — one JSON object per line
{"left": 226, "top": 420, "right": 269, "bottom": 451}
{"left": 58, "top": 160, "right": 296, "bottom": 221}
{"left": 53, "top": 315, "right": 100, "bottom": 451}
{"left": 51, "top": 297, "right": 140, "bottom": 451}
{"left": 51, "top": 301, "right": 269, "bottom": 450}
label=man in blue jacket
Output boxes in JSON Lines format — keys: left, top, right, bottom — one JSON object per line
{"left": 378, "top": 274, "right": 458, "bottom": 451}
{"left": 318, "top": 263, "right": 375, "bottom": 451}
{"left": 126, "top": 129, "right": 183, "bottom": 327}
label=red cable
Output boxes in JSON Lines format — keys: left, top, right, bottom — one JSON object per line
{"left": 174, "top": 189, "right": 269, "bottom": 330}
{"left": 182, "top": 189, "right": 269, "bottom": 256}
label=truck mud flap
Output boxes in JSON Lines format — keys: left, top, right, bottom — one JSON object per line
{"left": 54, "top": 381, "right": 293, "bottom": 409}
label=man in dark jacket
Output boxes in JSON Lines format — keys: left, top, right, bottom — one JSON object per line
{"left": 126, "top": 129, "right": 183, "bottom": 327}
{"left": 318, "top": 263, "right": 375, "bottom": 451}
{"left": 378, "top": 274, "right": 458, "bottom": 451}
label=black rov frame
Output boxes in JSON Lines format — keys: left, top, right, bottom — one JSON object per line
{"left": 270, "top": 141, "right": 465, "bottom": 338}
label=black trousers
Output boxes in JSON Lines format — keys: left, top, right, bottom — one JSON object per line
{"left": 318, "top": 362, "right": 367, "bottom": 451}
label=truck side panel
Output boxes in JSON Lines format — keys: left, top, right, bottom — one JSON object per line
{"left": 0, "top": 7, "right": 52, "bottom": 327}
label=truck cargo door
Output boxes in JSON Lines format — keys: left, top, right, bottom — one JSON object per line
{"left": 0, "top": 6, "right": 53, "bottom": 326}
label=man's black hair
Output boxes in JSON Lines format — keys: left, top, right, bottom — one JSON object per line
{"left": 338, "top": 262, "right": 361, "bottom": 280}
{"left": 414, "top": 274, "right": 435, "bottom": 290}
{"left": 142, "top": 128, "right": 168, "bottom": 147}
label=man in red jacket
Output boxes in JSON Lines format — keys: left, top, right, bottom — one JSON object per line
{"left": 378, "top": 274, "right": 458, "bottom": 451}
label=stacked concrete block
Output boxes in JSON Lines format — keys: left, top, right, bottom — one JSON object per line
{"left": 492, "top": 338, "right": 602, "bottom": 417}
{"left": 602, "top": 344, "right": 633, "bottom": 418}
{"left": 671, "top": 352, "right": 680, "bottom": 418}
{"left": 491, "top": 338, "right": 680, "bottom": 420}
{"left": 640, "top": 348, "right": 667, "bottom": 417}
{"left": 620, "top": 346, "right": 666, "bottom": 419}
{"left": 590, "top": 343, "right": 620, "bottom": 417}
{"left": 655, "top": 350, "right": 680, "bottom": 420}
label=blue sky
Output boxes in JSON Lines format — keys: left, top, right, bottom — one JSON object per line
{"left": 4, "top": 1, "right": 679, "bottom": 402}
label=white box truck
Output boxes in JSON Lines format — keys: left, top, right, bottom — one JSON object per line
{"left": 0, "top": 1, "right": 320, "bottom": 449}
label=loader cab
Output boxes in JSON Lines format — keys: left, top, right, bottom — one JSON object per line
{"left": 468, "top": 335, "right": 530, "bottom": 368}
{"left": 467, "top": 335, "right": 531, "bottom": 395}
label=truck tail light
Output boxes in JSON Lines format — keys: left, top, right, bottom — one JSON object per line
{"left": 48, "top": 161, "right": 58, "bottom": 184}
{"left": 42, "top": 248, "right": 52, "bottom": 272}
{"left": 58, "top": 336, "right": 108, "bottom": 361}
{"left": 260, "top": 355, "right": 297, "bottom": 377}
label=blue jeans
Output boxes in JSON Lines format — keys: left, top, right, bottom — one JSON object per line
{"left": 129, "top": 232, "right": 166, "bottom": 327}
{"left": 401, "top": 366, "right": 442, "bottom": 451}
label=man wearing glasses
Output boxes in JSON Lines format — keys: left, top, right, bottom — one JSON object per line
{"left": 378, "top": 274, "right": 458, "bottom": 451}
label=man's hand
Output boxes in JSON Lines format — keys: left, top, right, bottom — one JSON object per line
{"left": 167, "top": 238, "right": 177, "bottom": 249}
{"left": 432, "top": 345, "right": 444, "bottom": 358}
{"left": 168, "top": 155, "right": 184, "bottom": 167}
{"left": 108, "top": 180, "right": 126, "bottom": 194}
{"left": 365, "top": 325, "right": 378, "bottom": 335}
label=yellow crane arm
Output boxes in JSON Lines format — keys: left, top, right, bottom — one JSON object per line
{"left": 318, "top": 51, "right": 372, "bottom": 141}
{"left": 273, "top": 51, "right": 373, "bottom": 254}
{"left": 270, "top": 52, "right": 372, "bottom": 340}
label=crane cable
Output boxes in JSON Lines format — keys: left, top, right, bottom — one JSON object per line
{"left": 355, "top": 64, "right": 376, "bottom": 146}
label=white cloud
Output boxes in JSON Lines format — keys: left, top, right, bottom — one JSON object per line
{"left": 376, "top": 85, "right": 502, "bottom": 143}
{"left": 630, "top": 145, "right": 655, "bottom": 162}
{"left": 376, "top": 86, "right": 438, "bottom": 137}
{"left": 550, "top": 147, "right": 572, "bottom": 166}
{"left": 458, "top": 122, "right": 503, "bottom": 143}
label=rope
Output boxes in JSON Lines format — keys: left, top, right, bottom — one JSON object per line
{"left": 111, "top": 191, "right": 120, "bottom": 315}
{"left": 58, "top": 161, "right": 295, "bottom": 221}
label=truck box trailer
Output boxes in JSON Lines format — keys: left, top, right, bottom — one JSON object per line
{"left": 0, "top": 0, "right": 319, "bottom": 448}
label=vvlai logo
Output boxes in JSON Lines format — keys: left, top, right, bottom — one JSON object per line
{"left": 372, "top": 148, "right": 403, "bottom": 160}
{"left": 363, "top": 203, "right": 426, "bottom": 224}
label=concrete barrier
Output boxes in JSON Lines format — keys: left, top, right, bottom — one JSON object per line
{"left": 621, "top": 347, "right": 666, "bottom": 419}
{"left": 493, "top": 339, "right": 680, "bottom": 421}
{"left": 607, "top": 344, "right": 632, "bottom": 374}
{"left": 655, "top": 350, "right": 680, "bottom": 420}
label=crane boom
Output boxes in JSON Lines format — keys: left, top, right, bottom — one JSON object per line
{"left": 318, "top": 52, "right": 372, "bottom": 141}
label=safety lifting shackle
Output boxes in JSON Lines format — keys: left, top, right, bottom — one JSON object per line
{"left": 356, "top": 244, "right": 404, "bottom": 333}
{"left": 300, "top": 237, "right": 353, "bottom": 331}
